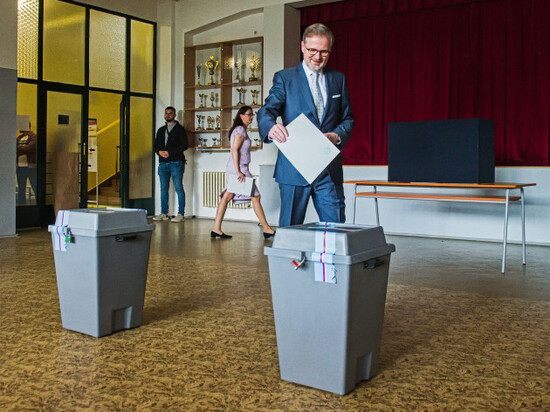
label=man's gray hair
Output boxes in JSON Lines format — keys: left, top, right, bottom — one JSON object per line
{"left": 302, "top": 23, "right": 334, "bottom": 48}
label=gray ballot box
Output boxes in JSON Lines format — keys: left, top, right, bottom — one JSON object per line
{"left": 48, "top": 208, "right": 154, "bottom": 337}
{"left": 264, "top": 222, "right": 395, "bottom": 395}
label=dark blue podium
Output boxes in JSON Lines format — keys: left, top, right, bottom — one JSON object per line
{"left": 388, "top": 118, "right": 494, "bottom": 183}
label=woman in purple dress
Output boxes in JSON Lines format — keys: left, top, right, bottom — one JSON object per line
{"left": 211, "top": 106, "right": 275, "bottom": 239}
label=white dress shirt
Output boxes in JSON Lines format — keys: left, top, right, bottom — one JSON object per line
{"left": 302, "top": 61, "right": 327, "bottom": 106}
{"left": 301, "top": 61, "right": 341, "bottom": 144}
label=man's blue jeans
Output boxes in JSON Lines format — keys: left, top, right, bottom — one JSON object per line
{"left": 158, "top": 161, "right": 185, "bottom": 215}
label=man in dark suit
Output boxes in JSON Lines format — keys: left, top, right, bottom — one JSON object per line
{"left": 257, "top": 23, "right": 354, "bottom": 227}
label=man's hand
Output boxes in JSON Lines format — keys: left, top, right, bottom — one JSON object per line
{"left": 268, "top": 123, "right": 289, "bottom": 143}
{"left": 324, "top": 132, "right": 341, "bottom": 145}
{"left": 158, "top": 150, "right": 170, "bottom": 158}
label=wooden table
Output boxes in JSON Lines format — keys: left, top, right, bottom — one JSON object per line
{"left": 344, "top": 180, "right": 537, "bottom": 273}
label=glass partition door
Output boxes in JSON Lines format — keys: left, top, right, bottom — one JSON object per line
{"left": 45, "top": 89, "right": 85, "bottom": 215}
{"left": 88, "top": 91, "right": 123, "bottom": 207}
{"left": 118, "top": 96, "right": 154, "bottom": 211}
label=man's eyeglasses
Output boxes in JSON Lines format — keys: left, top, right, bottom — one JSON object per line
{"left": 305, "top": 48, "right": 331, "bottom": 57}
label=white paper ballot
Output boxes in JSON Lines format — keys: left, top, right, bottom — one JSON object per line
{"left": 227, "top": 174, "right": 254, "bottom": 196}
{"left": 273, "top": 114, "right": 340, "bottom": 184}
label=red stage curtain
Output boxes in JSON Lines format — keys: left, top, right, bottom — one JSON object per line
{"left": 301, "top": 0, "right": 550, "bottom": 166}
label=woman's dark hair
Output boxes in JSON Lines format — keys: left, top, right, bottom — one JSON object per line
{"left": 228, "top": 105, "right": 253, "bottom": 139}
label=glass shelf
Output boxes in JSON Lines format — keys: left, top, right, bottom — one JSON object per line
{"left": 219, "top": 128, "right": 259, "bottom": 132}
{"left": 222, "top": 105, "right": 262, "bottom": 109}
{"left": 192, "top": 129, "right": 221, "bottom": 133}
{"left": 222, "top": 80, "right": 262, "bottom": 87}
{"left": 196, "top": 145, "right": 230, "bottom": 149}
{"left": 195, "top": 145, "right": 262, "bottom": 151}
{"left": 191, "top": 106, "right": 222, "bottom": 111}
{"left": 185, "top": 84, "right": 221, "bottom": 90}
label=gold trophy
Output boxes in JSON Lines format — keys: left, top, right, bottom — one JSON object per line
{"left": 210, "top": 91, "right": 216, "bottom": 108}
{"left": 196, "top": 65, "right": 202, "bottom": 86}
{"left": 236, "top": 88, "right": 245, "bottom": 105}
{"left": 205, "top": 56, "right": 219, "bottom": 85}
{"left": 234, "top": 48, "right": 242, "bottom": 82}
{"left": 207, "top": 116, "right": 214, "bottom": 130}
{"left": 251, "top": 90, "right": 259, "bottom": 105}
{"left": 198, "top": 93, "right": 207, "bottom": 108}
{"left": 248, "top": 56, "right": 260, "bottom": 82}
{"left": 234, "top": 60, "right": 241, "bottom": 82}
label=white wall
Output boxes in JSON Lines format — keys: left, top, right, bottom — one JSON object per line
{"left": 177, "top": 0, "right": 337, "bottom": 34}
{"left": 343, "top": 167, "right": 550, "bottom": 245}
{"left": 155, "top": 0, "right": 180, "bottom": 216}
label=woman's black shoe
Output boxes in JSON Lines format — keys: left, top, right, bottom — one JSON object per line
{"left": 211, "top": 231, "right": 232, "bottom": 239}
{"left": 263, "top": 231, "right": 275, "bottom": 239}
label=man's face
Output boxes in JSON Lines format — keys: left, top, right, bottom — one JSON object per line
{"left": 164, "top": 109, "right": 176, "bottom": 122}
{"left": 301, "top": 35, "right": 331, "bottom": 72}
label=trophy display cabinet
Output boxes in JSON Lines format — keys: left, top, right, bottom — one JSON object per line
{"left": 184, "top": 37, "right": 263, "bottom": 151}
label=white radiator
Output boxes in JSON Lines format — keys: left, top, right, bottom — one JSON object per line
{"left": 202, "top": 172, "right": 250, "bottom": 209}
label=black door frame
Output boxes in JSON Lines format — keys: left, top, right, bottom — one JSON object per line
{"left": 45, "top": 83, "right": 88, "bottom": 215}
{"left": 16, "top": 83, "right": 88, "bottom": 228}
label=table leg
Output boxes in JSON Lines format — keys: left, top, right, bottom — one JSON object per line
{"left": 521, "top": 187, "right": 526, "bottom": 265}
{"left": 374, "top": 186, "right": 380, "bottom": 226}
{"left": 352, "top": 184, "right": 357, "bottom": 224}
{"left": 502, "top": 189, "right": 510, "bottom": 273}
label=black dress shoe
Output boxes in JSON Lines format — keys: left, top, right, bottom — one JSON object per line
{"left": 263, "top": 230, "right": 275, "bottom": 239}
{"left": 211, "top": 231, "right": 232, "bottom": 239}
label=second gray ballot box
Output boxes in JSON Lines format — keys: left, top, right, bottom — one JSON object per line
{"left": 264, "top": 222, "right": 395, "bottom": 395}
{"left": 49, "top": 208, "right": 154, "bottom": 337}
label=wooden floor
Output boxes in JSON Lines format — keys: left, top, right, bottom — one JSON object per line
{"left": 1, "top": 218, "right": 549, "bottom": 411}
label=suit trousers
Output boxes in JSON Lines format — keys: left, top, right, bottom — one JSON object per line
{"left": 278, "top": 171, "right": 345, "bottom": 227}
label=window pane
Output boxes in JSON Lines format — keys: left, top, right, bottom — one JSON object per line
{"left": 46, "top": 91, "right": 82, "bottom": 208}
{"left": 17, "top": 0, "right": 39, "bottom": 80}
{"left": 129, "top": 96, "right": 153, "bottom": 199}
{"left": 90, "top": 10, "right": 126, "bottom": 91}
{"left": 43, "top": 0, "right": 85, "bottom": 85}
{"left": 130, "top": 20, "right": 154, "bottom": 94}
{"left": 88, "top": 91, "right": 122, "bottom": 202}
{"left": 16, "top": 83, "right": 38, "bottom": 205}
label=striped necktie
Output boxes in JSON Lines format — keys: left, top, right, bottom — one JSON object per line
{"left": 312, "top": 72, "right": 324, "bottom": 121}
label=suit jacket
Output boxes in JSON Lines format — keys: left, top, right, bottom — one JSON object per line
{"left": 257, "top": 63, "right": 354, "bottom": 186}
